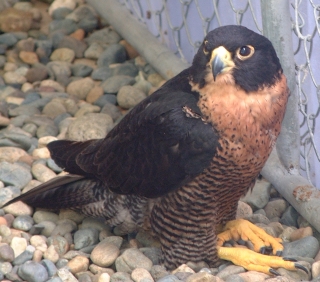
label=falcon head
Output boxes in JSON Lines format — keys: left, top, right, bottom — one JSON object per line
{"left": 190, "top": 25, "right": 283, "bottom": 92}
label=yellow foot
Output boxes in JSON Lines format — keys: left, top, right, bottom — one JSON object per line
{"left": 218, "top": 246, "right": 308, "bottom": 275}
{"left": 217, "top": 219, "right": 282, "bottom": 255}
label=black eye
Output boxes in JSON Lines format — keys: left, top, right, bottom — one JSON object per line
{"left": 237, "top": 45, "right": 254, "bottom": 60}
{"left": 239, "top": 46, "right": 251, "bottom": 56}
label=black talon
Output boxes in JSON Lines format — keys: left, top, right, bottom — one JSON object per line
{"left": 260, "top": 247, "right": 266, "bottom": 254}
{"left": 294, "top": 263, "right": 309, "bottom": 274}
{"left": 276, "top": 250, "right": 283, "bottom": 256}
{"left": 283, "top": 257, "right": 297, "bottom": 262}
{"left": 269, "top": 268, "right": 280, "bottom": 276}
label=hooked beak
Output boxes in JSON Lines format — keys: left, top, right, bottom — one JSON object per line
{"left": 211, "top": 46, "right": 234, "bottom": 81}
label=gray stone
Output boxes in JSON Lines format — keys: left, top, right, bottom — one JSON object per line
{"left": 12, "top": 249, "right": 34, "bottom": 265}
{"left": 94, "top": 94, "right": 117, "bottom": 107}
{"left": 0, "top": 261, "right": 13, "bottom": 275}
{"left": 46, "top": 61, "right": 72, "bottom": 82}
{"left": 74, "top": 228, "right": 99, "bottom": 250}
{"left": 71, "top": 64, "right": 93, "bottom": 77}
{"left": 47, "top": 158, "right": 64, "bottom": 173}
{"left": 0, "top": 161, "right": 32, "bottom": 189}
{"left": 117, "top": 85, "right": 147, "bottom": 109}
{"left": 0, "top": 186, "right": 20, "bottom": 206}
{"left": 8, "top": 104, "right": 41, "bottom": 116}
{"left": 264, "top": 198, "right": 288, "bottom": 219}
{"left": 224, "top": 274, "right": 245, "bottom": 282}
{"left": 241, "top": 178, "right": 271, "bottom": 210}
{"left": 12, "top": 214, "right": 34, "bottom": 231}
{"left": 115, "top": 248, "right": 153, "bottom": 273}
{"left": 66, "top": 113, "right": 113, "bottom": 141}
{"left": 49, "top": 19, "right": 78, "bottom": 35}
{"left": 97, "top": 44, "right": 126, "bottom": 67}
{"left": 91, "top": 66, "right": 113, "bottom": 81}
{"left": 110, "top": 271, "right": 133, "bottom": 282}
{"left": 86, "top": 27, "right": 121, "bottom": 46}
{"left": 0, "top": 33, "right": 18, "bottom": 47}
{"left": 157, "top": 275, "right": 181, "bottom": 282}
{"left": 101, "top": 75, "right": 136, "bottom": 94}
{"left": 51, "top": 7, "right": 72, "bottom": 20}
{"left": 216, "top": 265, "right": 245, "bottom": 280}
{"left": 150, "top": 265, "right": 169, "bottom": 281}
{"left": 0, "top": 244, "right": 15, "bottom": 262}
{"left": 85, "top": 42, "right": 104, "bottom": 60}
{"left": 280, "top": 206, "right": 299, "bottom": 228}
{"left": 18, "top": 261, "right": 49, "bottom": 282}
{"left": 140, "top": 247, "right": 162, "bottom": 265}
{"left": 0, "top": 130, "right": 33, "bottom": 150}
{"left": 41, "top": 259, "right": 58, "bottom": 277}
{"left": 101, "top": 102, "right": 122, "bottom": 121}
{"left": 66, "top": 5, "right": 98, "bottom": 32}
{"left": 36, "top": 124, "right": 59, "bottom": 138}
{"left": 111, "top": 62, "right": 139, "bottom": 77}
{"left": 42, "top": 100, "right": 67, "bottom": 119}
{"left": 57, "top": 267, "right": 78, "bottom": 282}
{"left": 283, "top": 236, "right": 320, "bottom": 258}
{"left": 58, "top": 36, "right": 88, "bottom": 58}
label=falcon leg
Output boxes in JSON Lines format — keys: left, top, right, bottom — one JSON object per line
{"left": 217, "top": 219, "right": 308, "bottom": 275}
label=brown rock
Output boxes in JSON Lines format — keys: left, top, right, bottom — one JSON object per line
{"left": 0, "top": 8, "right": 33, "bottom": 32}
{"left": 264, "top": 199, "right": 288, "bottom": 219}
{"left": 0, "top": 217, "right": 8, "bottom": 226}
{"left": 186, "top": 272, "right": 221, "bottom": 282}
{"left": 86, "top": 86, "right": 104, "bottom": 103}
{"left": 239, "top": 271, "right": 269, "bottom": 281}
{"left": 50, "top": 48, "right": 75, "bottom": 63}
{"left": 0, "top": 147, "right": 29, "bottom": 162}
{"left": 67, "top": 255, "right": 90, "bottom": 274}
{"left": 290, "top": 226, "right": 313, "bottom": 241}
{"left": 33, "top": 249, "right": 43, "bottom": 262}
{"left": 120, "top": 40, "right": 139, "bottom": 59}
{"left": 70, "top": 29, "right": 85, "bottom": 41}
{"left": 236, "top": 201, "right": 253, "bottom": 219}
{"left": 25, "top": 67, "right": 48, "bottom": 83}
{"left": 312, "top": 260, "right": 320, "bottom": 278}
{"left": 90, "top": 241, "right": 120, "bottom": 267}
{"left": 19, "top": 51, "right": 39, "bottom": 65}
{"left": 16, "top": 38, "right": 35, "bottom": 52}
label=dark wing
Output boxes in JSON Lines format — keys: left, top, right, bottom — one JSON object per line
{"left": 48, "top": 71, "right": 220, "bottom": 198}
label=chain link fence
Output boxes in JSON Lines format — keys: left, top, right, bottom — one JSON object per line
{"left": 117, "top": 0, "right": 320, "bottom": 189}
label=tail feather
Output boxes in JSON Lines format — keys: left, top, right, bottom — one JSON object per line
{"left": 2, "top": 174, "right": 105, "bottom": 210}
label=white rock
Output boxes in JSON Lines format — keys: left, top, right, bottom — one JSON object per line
{"left": 48, "top": 0, "right": 77, "bottom": 16}
{"left": 31, "top": 163, "right": 57, "bottom": 182}
{"left": 3, "top": 71, "right": 27, "bottom": 84}
{"left": 10, "top": 237, "right": 28, "bottom": 257}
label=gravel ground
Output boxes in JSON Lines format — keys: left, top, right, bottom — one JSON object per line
{"left": 0, "top": 0, "right": 320, "bottom": 281}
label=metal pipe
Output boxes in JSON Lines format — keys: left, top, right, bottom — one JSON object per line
{"left": 86, "top": 0, "right": 189, "bottom": 79}
{"left": 261, "top": 0, "right": 300, "bottom": 172}
{"left": 262, "top": 149, "right": 320, "bottom": 233}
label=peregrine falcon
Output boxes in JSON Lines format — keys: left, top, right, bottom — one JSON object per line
{"left": 4, "top": 25, "right": 306, "bottom": 275}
